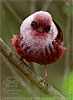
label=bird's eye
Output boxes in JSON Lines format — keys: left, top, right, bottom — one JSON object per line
{"left": 31, "top": 21, "right": 36, "bottom": 28}
{"left": 45, "top": 25, "right": 50, "bottom": 33}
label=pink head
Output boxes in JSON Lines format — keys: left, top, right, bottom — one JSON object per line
{"left": 33, "top": 11, "right": 52, "bottom": 35}
{"left": 20, "top": 11, "right": 58, "bottom": 44}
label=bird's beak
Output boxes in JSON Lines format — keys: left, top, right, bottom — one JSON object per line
{"left": 37, "top": 27, "right": 44, "bottom": 33}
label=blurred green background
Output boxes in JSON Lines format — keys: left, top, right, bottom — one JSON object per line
{"left": 0, "top": 0, "right": 73, "bottom": 100}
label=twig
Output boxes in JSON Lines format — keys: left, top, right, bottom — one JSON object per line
{"left": 30, "top": 0, "right": 37, "bottom": 14}
{"left": 2, "top": 0, "right": 22, "bottom": 23}
{"left": 2, "top": 6, "right": 13, "bottom": 37}
{"left": 0, "top": 37, "right": 66, "bottom": 100}
{"left": 64, "top": 0, "right": 71, "bottom": 5}
{"left": 64, "top": 0, "right": 72, "bottom": 78}
{"left": 64, "top": 16, "right": 71, "bottom": 77}
{"left": 42, "top": 0, "right": 52, "bottom": 11}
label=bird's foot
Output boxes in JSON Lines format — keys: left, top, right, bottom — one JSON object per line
{"left": 39, "top": 77, "right": 48, "bottom": 92}
{"left": 18, "top": 56, "right": 26, "bottom": 67}
{"left": 39, "top": 77, "right": 48, "bottom": 89}
{"left": 38, "top": 77, "right": 45, "bottom": 83}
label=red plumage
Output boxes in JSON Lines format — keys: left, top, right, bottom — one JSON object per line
{"left": 12, "top": 11, "right": 67, "bottom": 65}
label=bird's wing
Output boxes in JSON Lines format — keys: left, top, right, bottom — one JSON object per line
{"left": 53, "top": 20, "right": 63, "bottom": 42}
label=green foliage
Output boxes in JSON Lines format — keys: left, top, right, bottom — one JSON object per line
{"left": 63, "top": 5, "right": 73, "bottom": 15}
{"left": 64, "top": 71, "right": 73, "bottom": 100}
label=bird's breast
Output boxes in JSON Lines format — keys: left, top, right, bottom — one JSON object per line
{"left": 13, "top": 34, "right": 66, "bottom": 65}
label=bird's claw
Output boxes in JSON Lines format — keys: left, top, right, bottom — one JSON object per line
{"left": 38, "top": 77, "right": 45, "bottom": 83}
{"left": 18, "top": 56, "right": 26, "bottom": 67}
{"left": 39, "top": 77, "right": 48, "bottom": 88}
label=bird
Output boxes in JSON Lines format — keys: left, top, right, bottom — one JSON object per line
{"left": 12, "top": 11, "right": 67, "bottom": 87}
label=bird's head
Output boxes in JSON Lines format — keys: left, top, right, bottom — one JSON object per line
{"left": 31, "top": 11, "right": 52, "bottom": 35}
{"left": 20, "top": 11, "right": 58, "bottom": 44}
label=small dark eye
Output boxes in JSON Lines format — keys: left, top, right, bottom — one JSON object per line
{"left": 31, "top": 21, "right": 36, "bottom": 28}
{"left": 45, "top": 25, "right": 50, "bottom": 33}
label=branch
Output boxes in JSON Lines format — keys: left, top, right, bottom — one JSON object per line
{"left": 0, "top": 37, "right": 66, "bottom": 100}
{"left": 42, "top": 0, "right": 52, "bottom": 11}
{"left": 1, "top": 54, "right": 33, "bottom": 95}
{"left": 30, "top": 0, "right": 37, "bottom": 14}
{"left": 2, "top": 0, "right": 22, "bottom": 23}
{"left": 64, "top": 0, "right": 72, "bottom": 77}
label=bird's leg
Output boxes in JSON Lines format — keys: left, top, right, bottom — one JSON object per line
{"left": 44, "top": 65, "right": 48, "bottom": 88}
{"left": 39, "top": 65, "right": 48, "bottom": 88}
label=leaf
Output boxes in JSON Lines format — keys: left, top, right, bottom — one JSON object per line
{"left": 63, "top": 5, "right": 73, "bottom": 15}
